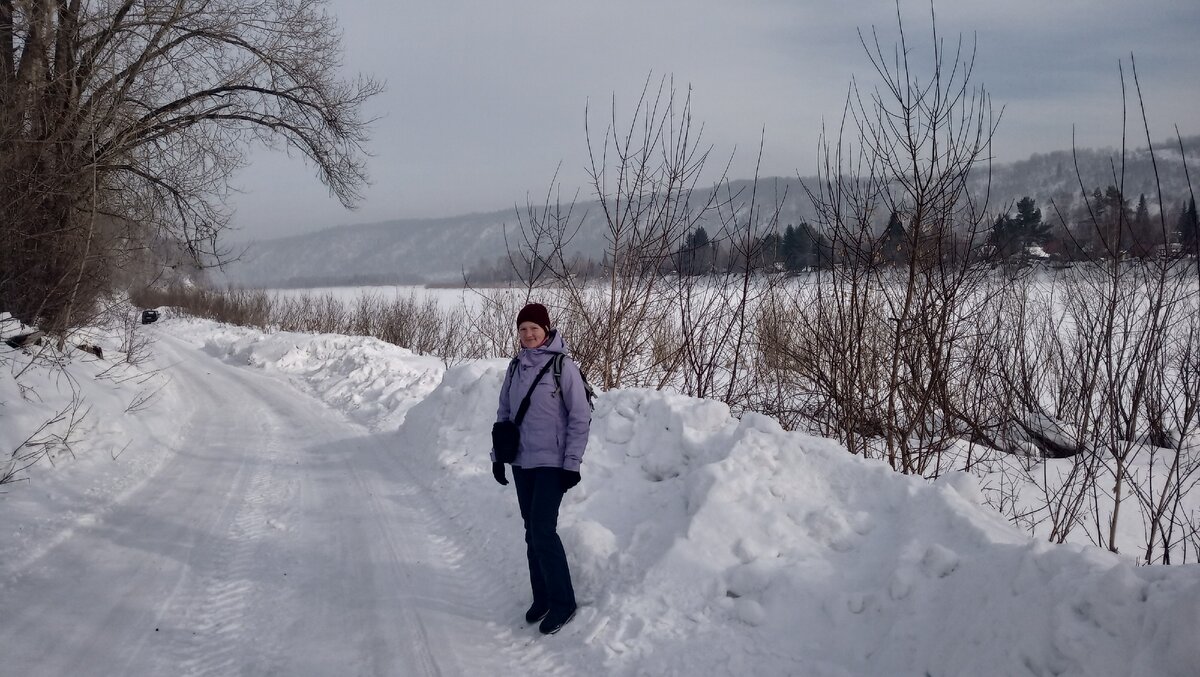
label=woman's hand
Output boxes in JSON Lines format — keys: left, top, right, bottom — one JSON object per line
{"left": 492, "top": 461, "right": 509, "bottom": 486}
{"left": 561, "top": 469, "right": 581, "bottom": 491}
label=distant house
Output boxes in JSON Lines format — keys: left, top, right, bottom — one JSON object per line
{"left": 1025, "top": 245, "right": 1051, "bottom": 260}
{"left": 1151, "top": 243, "right": 1184, "bottom": 259}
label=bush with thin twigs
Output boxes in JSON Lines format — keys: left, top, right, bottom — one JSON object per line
{"left": 134, "top": 284, "right": 501, "bottom": 364}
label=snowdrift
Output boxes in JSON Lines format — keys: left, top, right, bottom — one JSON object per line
{"left": 184, "top": 318, "right": 1200, "bottom": 677}
{"left": 1, "top": 312, "right": 182, "bottom": 573}
{"left": 5, "top": 314, "right": 1199, "bottom": 676}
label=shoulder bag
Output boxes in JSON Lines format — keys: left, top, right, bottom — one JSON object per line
{"left": 492, "top": 359, "right": 554, "bottom": 464}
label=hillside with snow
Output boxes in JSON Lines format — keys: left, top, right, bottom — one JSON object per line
{"left": 221, "top": 138, "right": 1200, "bottom": 288}
{"left": 2, "top": 313, "right": 1199, "bottom": 676}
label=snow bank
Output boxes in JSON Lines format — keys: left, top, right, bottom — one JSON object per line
{"left": 7, "top": 314, "right": 1198, "bottom": 676}
{"left": 180, "top": 317, "right": 1200, "bottom": 677}
{"left": 1, "top": 311, "right": 180, "bottom": 573}
{"left": 164, "top": 316, "right": 445, "bottom": 429}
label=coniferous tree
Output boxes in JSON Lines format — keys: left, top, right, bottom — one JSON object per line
{"left": 988, "top": 213, "right": 1020, "bottom": 258}
{"left": 1015, "top": 196, "right": 1040, "bottom": 227}
{"left": 1130, "top": 193, "right": 1153, "bottom": 257}
{"left": 794, "top": 221, "right": 818, "bottom": 270}
{"left": 809, "top": 224, "right": 834, "bottom": 269}
{"left": 1014, "top": 197, "right": 1051, "bottom": 246}
{"left": 1180, "top": 197, "right": 1200, "bottom": 256}
{"left": 1097, "top": 185, "right": 1131, "bottom": 255}
{"left": 678, "top": 226, "right": 712, "bottom": 275}
{"left": 988, "top": 197, "right": 1052, "bottom": 260}
{"left": 757, "top": 232, "right": 783, "bottom": 271}
{"left": 782, "top": 224, "right": 802, "bottom": 272}
{"left": 1079, "top": 186, "right": 1107, "bottom": 257}
{"left": 1092, "top": 187, "right": 1107, "bottom": 219}
{"left": 880, "top": 211, "right": 907, "bottom": 264}
{"left": 793, "top": 222, "right": 830, "bottom": 269}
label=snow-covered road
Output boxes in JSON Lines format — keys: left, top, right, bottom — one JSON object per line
{"left": 4, "top": 315, "right": 1200, "bottom": 677}
{"left": 0, "top": 332, "right": 560, "bottom": 677}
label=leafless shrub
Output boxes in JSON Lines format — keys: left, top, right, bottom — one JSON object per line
{"left": 349, "top": 293, "right": 386, "bottom": 338}
{"left": 735, "top": 8, "right": 1197, "bottom": 563}
{"left": 141, "top": 282, "right": 495, "bottom": 364}
{"left": 134, "top": 285, "right": 272, "bottom": 328}
{"left": 2, "top": 383, "right": 89, "bottom": 486}
{"left": 758, "top": 3, "right": 999, "bottom": 477}
{"left": 670, "top": 188, "right": 787, "bottom": 409}
{"left": 966, "top": 59, "right": 1200, "bottom": 562}
{"left": 458, "top": 287, "right": 525, "bottom": 360}
{"left": 125, "top": 379, "right": 169, "bottom": 415}
{"left": 109, "top": 304, "right": 154, "bottom": 366}
{"left": 509, "top": 76, "right": 724, "bottom": 389}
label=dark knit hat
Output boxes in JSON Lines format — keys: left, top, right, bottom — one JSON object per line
{"left": 516, "top": 303, "right": 552, "bottom": 332}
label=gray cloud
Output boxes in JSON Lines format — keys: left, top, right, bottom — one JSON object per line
{"left": 228, "top": 0, "right": 1200, "bottom": 240}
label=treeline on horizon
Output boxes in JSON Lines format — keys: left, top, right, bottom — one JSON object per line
{"left": 460, "top": 187, "right": 1200, "bottom": 286}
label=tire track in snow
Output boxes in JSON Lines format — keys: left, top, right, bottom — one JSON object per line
{"left": 0, "top": 333, "right": 305, "bottom": 676}
{"left": 146, "top": 336, "right": 304, "bottom": 676}
{"left": 1, "top": 328, "right": 577, "bottom": 676}
{"left": 164, "top": 451, "right": 297, "bottom": 676}
{"left": 153, "top": 332, "right": 555, "bottom": 676}
{"left": 343, "top": 461, "right": 446, "bottom": 675}
{"left": 353, "top": 450, "right": 575, "bottom": 677}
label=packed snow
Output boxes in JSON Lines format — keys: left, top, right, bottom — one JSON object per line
{"left": 2, "top": 311, "right": 1198, "bottom": 676}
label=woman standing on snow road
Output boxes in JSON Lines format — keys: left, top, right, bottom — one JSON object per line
{"left": 491, "top": 302, "right": 591, "bottom": 635}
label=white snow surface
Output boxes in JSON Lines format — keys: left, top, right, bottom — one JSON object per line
{"left": 2, "top": 314, "right": 1199, "bottom": 677}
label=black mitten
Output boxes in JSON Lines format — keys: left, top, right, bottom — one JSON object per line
{"left": 493, "top": 461, "right": 509, "bottom": 486}
{"left": 561, "top": 469, "right": 581, "bottom": 491}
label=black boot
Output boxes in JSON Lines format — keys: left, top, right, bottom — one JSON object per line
{"left": 525, "top": 601, "right": 549, "bottom": 624}
{"left": 538, "top": 605, "right": 577, "bottom": 635}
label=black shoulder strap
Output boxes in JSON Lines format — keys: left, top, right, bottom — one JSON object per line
{"left": 512, "top": 359, "right": 554, "bottom": 426}
{"left": 503, "top": 357, "right": 519, "bottom": 398}
{"left": 551, "top": 353, "right": 564, "bottom": 382}
{"left": 549, "top": 354, "right": 596, "bottom": 411}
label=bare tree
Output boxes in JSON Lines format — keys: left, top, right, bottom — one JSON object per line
{"left": 509, "top": 75, "right": 723, "bottom": 389}
{"left": 768, "top": 1, "right": 999, "bottom": 475}
{"left": 674, "top": 150, "right": 786, "bottom": 410}
{"left": 1, "top": 0, "right": 381, "bottom": 334}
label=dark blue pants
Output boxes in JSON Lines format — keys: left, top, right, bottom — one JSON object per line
{"left": 512, "top": 466, "right": 575, "bottom": 613}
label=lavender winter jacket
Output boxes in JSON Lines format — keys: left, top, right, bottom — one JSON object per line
{"left": 493, "top": 331, "right": 591, "bottom": 471}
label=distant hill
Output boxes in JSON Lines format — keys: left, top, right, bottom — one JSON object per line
{"left": 220, "top": 138, "right": 1199, "bottom": 287}
{"left": 985, "top": 137, "right": 1199, "bottom": 220}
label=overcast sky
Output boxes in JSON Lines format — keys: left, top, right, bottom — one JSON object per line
{"left": 229, "top": 0, "right": 1200, "bottom": 240}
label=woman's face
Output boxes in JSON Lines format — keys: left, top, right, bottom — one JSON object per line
{"left": 518, "top": 321, "right": 547, "bottom": 349}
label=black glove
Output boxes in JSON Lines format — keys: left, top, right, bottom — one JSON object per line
{"left": 561, "top": 469, "right": 581, "bottom": 491}
{"left": 492, "top": 461, "right": 508, "bottom": 486}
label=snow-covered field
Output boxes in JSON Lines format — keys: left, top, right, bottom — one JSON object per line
{"left": 2, "top": 311, "right": 1199, "bottom": 676}
{"left": 267, "top": 284, "right": 487, "bottom": 310}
